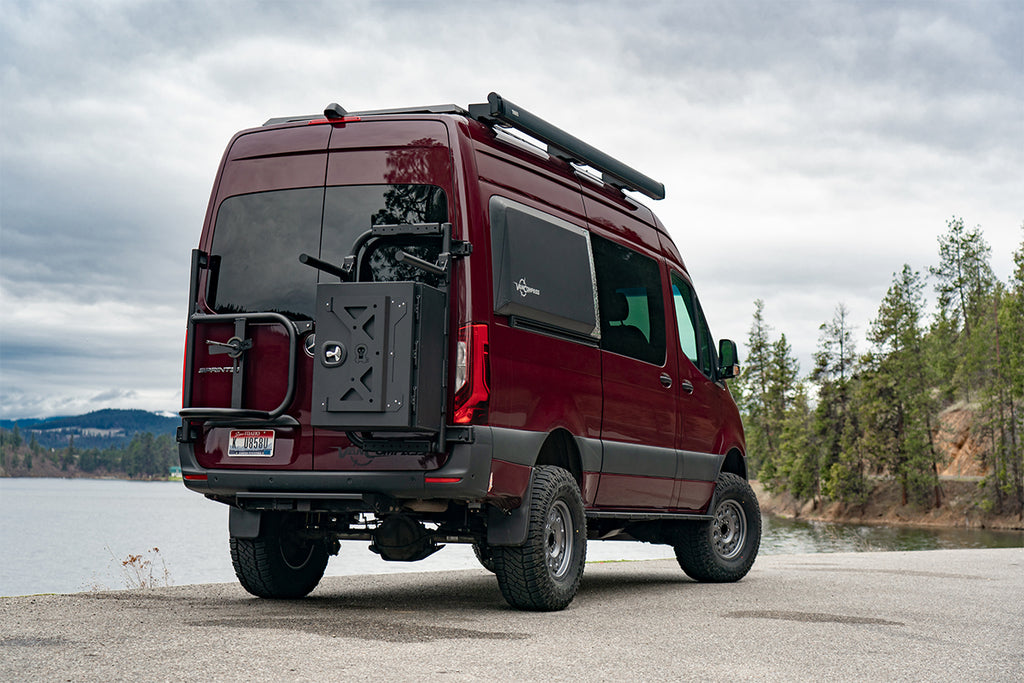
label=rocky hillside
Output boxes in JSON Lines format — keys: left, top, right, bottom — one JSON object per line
{"left": 755, "top": 479, "right": 1021, "bottom": 530}
{"left": 756, "top": 403, "right": 1022, "bottom": 530}
{"left": 935, "top": 404, "right": 988, "bottom": 478}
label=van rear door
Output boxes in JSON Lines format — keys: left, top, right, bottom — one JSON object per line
{"left": 312, "top": 120, "right": 456, "bottom": 471}
{"left": 187, "top": 124, "right": 331, "bottom": 471}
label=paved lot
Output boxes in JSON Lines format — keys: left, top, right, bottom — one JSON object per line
{"left": 2, "top": 548, "right": 1022, "bottom": 681}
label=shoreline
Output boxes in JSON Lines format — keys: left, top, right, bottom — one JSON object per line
{"left": 753, "top": 479, "right": 1024, "bottom": 531}
{"left": 5, "top": 473, "right": 1022, "bottom": 531}
{"left": 1, "top": 473, "right": 177, "bottom": 482}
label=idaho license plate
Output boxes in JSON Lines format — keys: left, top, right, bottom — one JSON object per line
{"left": 228, "top": 430, "right": 275, "bottom": 457}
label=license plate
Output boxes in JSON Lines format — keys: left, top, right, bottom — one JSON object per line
{"left": 228, "top": 430, "right": 275, "bottom": 457}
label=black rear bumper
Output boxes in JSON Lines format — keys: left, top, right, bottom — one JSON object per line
{"left": 178, "top": 427, "right": 494, "bottom": 503}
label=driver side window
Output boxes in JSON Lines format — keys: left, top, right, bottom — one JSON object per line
{"left": 671, "top": 273, "right": 715, "bottom": 378}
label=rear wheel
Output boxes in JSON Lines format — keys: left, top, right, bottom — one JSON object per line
{"left": 472, "top": 542, "right": 496, "bottom": 573}
{"left": 674, "top": 472, "right": 761, "bottom": 582}
{"left": 492, "top": 466, "right": 586, "bottom": 611}
{"left": 230, "top": 512, "right": 329, "bottom": 599}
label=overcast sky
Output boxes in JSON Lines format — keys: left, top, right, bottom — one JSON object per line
{"left": 1, "top": 0, "right": 1022, "bottom": 419}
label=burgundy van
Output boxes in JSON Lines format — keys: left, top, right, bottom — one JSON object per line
{"left": 178, "top": 93, "right": 759, "bottom": 610}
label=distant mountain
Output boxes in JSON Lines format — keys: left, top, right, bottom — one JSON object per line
{"left": 0, "top": 409, "right": 179, "bottom": 451}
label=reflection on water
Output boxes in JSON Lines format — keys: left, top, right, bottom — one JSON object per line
{"left": 760, "top": 514, "right": 1023, "bottom": 555}
{"left": 0, "top": 478, "right": 1021, "bottom": 597}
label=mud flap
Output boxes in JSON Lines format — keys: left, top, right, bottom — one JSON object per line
{"left": 229, "top": 507, "right": 262, "bottom": 539}
{"left": 486, "top": 471, "right": 535, "bottom": 546}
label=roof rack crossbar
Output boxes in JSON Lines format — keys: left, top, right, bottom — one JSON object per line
{"left": 468, "top": 92, "right": 665, "bottom": 200}
{"left": 264, "top": 104, "right": 468, "bottom": 127}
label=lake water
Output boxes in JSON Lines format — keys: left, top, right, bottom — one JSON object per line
{"left": 1, "top": 478, "right": 1021, "bottom": 597}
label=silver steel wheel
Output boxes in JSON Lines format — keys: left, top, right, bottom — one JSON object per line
{"left": 545, "top": 500, "right": 572, "bottom": 579}
{"left": 712, "top": 499, "right": 747, "bottom": 560}
{"left": 492, "top": 466, "right": 587, "bottom": 611}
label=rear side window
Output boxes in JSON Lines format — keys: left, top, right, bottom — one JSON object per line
{"left": 208, "top": 184, "right": 447, "bottom": 320}
{"left": 592, "top": 234, "right": 666, "bottom": 365}
{"left": 489, "top": 197, "right": 600, "bottom": 340}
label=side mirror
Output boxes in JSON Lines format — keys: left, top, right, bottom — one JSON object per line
{"left": 718, "top": 339, "right": 740, "bottom": 380}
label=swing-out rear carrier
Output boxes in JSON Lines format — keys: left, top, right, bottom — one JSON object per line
{"left": 306, "top": 221, "right": 458, "bottom": 451}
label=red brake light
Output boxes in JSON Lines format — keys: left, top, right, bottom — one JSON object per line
{"left": 453, "top": 324, "right": 489, "bottom": 424}
{"left": 307, "top": 116, "right": 362, "bottom": 125}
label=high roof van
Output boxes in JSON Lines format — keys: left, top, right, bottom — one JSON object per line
{"left": 178, "top": 93, "right": 759, "bottom": 610}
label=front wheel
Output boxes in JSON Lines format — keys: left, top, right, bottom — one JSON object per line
{"left": 230, "top": 511, "right": 330, "bottom": 599}
{"left": 492, "top": 466, "right": 587, "bottom": 611}
{"left": 674, "top": 472, "right": 761, "bottom": 582}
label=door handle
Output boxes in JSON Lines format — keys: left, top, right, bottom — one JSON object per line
{"left": 680, "top": 379, "right": 694, "bottom": 394}
{"left": 659, "top": 373, "right": 672, "bottom": 388}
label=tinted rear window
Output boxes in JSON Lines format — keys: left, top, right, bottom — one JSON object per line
{"left": 208, "top": 185, "right": 447, "bottom": 319}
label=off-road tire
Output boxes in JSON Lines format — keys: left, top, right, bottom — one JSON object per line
{"left": 472, "top": 542, "right": 496, "bottom": 573}
{"left": 230, "top": 512, "right": 329, "bottom": 599}
{"left": 492, "top": 466, "right": 587, "bottom": 611}
{"left": 674, "top": 472, "right": 761, "bottom": 582}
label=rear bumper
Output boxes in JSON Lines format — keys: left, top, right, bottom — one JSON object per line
{"left": 179, "top": 426, "right": 495, "bottom": 502}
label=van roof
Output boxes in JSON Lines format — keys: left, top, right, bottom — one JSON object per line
{"left": 263, "top": 104, "right": 469, "bottom": 126}
{"left": 263, "top": 93, "right": 665, "bottom": 202}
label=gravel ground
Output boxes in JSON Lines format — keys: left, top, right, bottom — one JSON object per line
{"left": 2, "top": 548, "right": 1022, "bottom": 682}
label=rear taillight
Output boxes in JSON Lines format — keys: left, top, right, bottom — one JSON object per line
{"left": 181, "top": 329, "right": 189, "bottom": 408}
{"left": 453, "top": 323, "right": 489, "bottom": 424}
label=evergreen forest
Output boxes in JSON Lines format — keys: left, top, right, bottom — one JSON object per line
{"left": 1, "top": 218, "right": 1021, "bottom": 515}
{"left": 0, "top": 428, "right": 178, "bottom": 480}
{"left": 733, "top": 217, "right": 1023, "bottom": 516}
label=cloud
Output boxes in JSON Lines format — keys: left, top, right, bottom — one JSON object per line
{"left": 1, "top": 0, "right": 1021, "bottom": 417}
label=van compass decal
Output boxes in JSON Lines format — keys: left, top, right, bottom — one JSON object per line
{"left": 515, "top": 277, "right": 541, "bottom": 298}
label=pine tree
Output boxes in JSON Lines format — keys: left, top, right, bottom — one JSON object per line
{"left": 1004, "top": 233, "right": 1024, "bottom": 511}
{"left": 735, "top": 299, "right": 776, "bottom": 477}
{"left": 973, "top": 231, "right": 1024, "bottom": 514}
{"left": 929, "top": 217, "right": 995, "bottom": 332}
{"left": 813, "top": 303, "right": 856, "bottom": 385}
{"left": 862, "top": 265, "right": 939, "bottom": 507}
{"left": 768, "top": 334, "right": 800, "bottom": 430}
{"left": 812, "top": 304, "right": 865, "bottom": 503}
{"left": 929, "top": 217, "right": 996, "bottom": 400}
{"left": 776, "top": 384, "right": 816, "bottom": 501}
{"left": 767, "top": 334, "right": 807, "bottom": 491}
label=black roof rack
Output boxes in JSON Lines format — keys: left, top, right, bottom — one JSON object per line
{"left": 469, "top": 92, "right": 665, "bottom": 200}
{"left": 263, "top": 93, "right": 664, "bottom": 200}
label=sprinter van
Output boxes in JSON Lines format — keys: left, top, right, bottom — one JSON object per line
{"left": 178, "top": 93, "right": 760, "bottom": 610}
